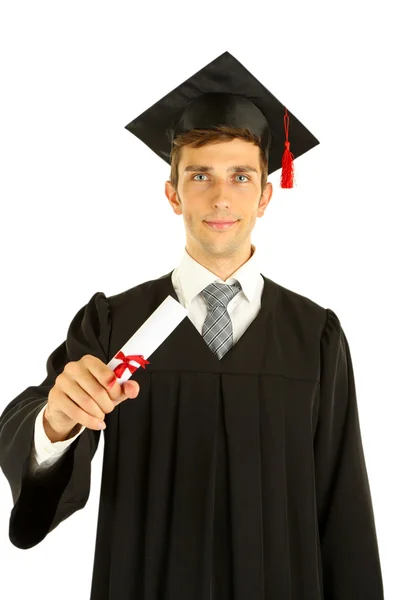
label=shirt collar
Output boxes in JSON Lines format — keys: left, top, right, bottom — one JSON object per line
{"left": 175, "top": 243, "right": 261, "bottom": 307}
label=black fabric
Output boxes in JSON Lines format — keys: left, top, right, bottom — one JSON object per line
{"left": 0, "top": 271, "right": 384, "bottom": 599}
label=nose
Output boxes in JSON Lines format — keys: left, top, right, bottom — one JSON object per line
{"left": 211, "top": 180, "right": 233, "bottom": 206}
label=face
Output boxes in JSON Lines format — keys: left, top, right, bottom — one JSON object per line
{"left": 165, "top": 138, "right": 272, "bottom": 262}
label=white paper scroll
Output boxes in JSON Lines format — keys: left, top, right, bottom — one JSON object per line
{"left": 107, "top": 295, "right": 187, "bottom": 384}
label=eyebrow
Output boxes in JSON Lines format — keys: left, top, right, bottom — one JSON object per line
{"left": 184, "top": 164, "right": 258, "bottom": 174}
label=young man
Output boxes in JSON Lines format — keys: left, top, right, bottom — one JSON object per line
{"left": 0, "top": 52, "right": 384, "bottom": 599}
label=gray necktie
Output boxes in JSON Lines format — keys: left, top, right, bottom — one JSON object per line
{"left": 201, "top": 281, "right": 242, "bottom": 360}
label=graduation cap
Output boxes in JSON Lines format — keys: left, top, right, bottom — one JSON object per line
{"left": 125, "top": 51, "right": 319, "bottom": 188}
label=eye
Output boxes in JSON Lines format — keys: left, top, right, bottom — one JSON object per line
{"left": 192, "top": 174, "right": 250, "bottom": 182}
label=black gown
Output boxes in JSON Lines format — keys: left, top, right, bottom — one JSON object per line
{"left": 0, "top": 271, "right": 384, "bottom": 600}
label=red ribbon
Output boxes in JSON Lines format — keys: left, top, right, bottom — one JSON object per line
{"left": 112, "top": 351, "right": 150, "bottom": 378}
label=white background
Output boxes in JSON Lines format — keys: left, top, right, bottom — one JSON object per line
{"left": 0, "top": 0, "right": 398, "bottom": 598}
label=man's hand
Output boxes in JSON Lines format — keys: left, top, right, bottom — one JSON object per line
{"left": 43, "top": 354, "right": 140, "bottom": 441}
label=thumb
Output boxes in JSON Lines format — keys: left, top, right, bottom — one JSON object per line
{"left": 114, "top": 380, "right": 140, "bottom": 406}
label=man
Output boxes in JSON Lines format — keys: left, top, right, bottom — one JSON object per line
{"left": 0, "top": 52, "right": 384, "bottom": 599}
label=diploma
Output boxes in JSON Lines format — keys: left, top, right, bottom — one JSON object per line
{"left": 107, "top": 295, "right": 187, "bottom": 384}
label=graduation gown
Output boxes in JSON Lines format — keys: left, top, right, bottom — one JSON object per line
{"left": 0, "top": 271, "right": 384, "bottom": 600}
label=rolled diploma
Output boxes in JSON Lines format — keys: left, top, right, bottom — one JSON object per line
{"left": 107, "top": 295, "right": 187, "bottom": 384}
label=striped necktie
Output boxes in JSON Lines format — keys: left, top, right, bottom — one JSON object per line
{"left": 201, "top": 280, "right": 242, "bottom": 360}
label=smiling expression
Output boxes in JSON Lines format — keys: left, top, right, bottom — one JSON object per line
{"left": 165, "top": 138, "right": 273, "bottom": 259}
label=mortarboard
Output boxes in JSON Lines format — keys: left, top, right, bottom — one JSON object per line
{"left": 125, "top": 51, "right": 320, "bottom": 188}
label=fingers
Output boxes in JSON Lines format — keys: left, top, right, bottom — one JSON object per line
{"left": 62, "top": 355, "right": 141, "bottom": 415}
{"left": 50, "top": 355, "right": 141, "bottom": 432}
{"left": 50, "top": 386, "right": 108, "bottom": 431}
{"left": 81, "top": 355, "right": 125, "bottom": 402}
{"left": 58, "top": 377, "right": 108, "bottom": 421}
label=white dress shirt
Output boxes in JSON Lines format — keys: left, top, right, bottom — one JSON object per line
{"left": 29, "top": 244, "right": 264, "bottom": 476}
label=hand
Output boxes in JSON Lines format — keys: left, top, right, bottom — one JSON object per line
{"left": 44, "top": 354, "right": 140, "bottom": 437}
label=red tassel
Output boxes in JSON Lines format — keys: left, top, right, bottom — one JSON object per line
{"left": 280, "top": 108, "right": 295, "bottom": 188}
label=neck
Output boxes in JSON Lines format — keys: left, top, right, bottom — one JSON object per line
{"left": 185, "top": 244, "right": 254, "bottom": 281}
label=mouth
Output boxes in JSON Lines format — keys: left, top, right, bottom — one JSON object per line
{"left": 204, "top": 220, "right": 238, "bottom": 231}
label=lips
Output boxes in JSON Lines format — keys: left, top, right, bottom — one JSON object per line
{"left": 205, "top": 220, "right": 238, "bottom": 230}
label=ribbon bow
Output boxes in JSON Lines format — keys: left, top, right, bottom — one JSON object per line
{"left": 113, "top": 351, "right": 150, "bottom": 378}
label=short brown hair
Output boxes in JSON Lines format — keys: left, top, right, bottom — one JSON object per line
{"left": 169, "top": 125, "right": 269, "bottom": 192}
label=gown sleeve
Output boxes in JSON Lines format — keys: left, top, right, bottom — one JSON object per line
{"left": 314, "top": 308, "right": 385, "bottom": 599}
{"left": 0, "top": 291, "right": 111, "bottom": 549}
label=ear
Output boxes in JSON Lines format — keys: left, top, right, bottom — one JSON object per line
{"left": 257, "top": 182, "right": 273, "bottom": 217}
{"left": 165, "top": 180, "right": 183, "bottom": 215}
